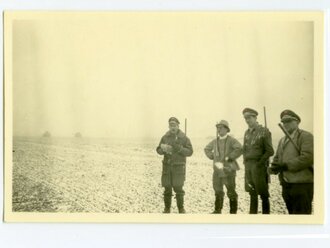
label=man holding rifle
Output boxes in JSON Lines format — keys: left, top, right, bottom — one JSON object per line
{"left": 156, "top": 117, "right": 193, "bottom": 214}
{"left": 204, "top": 120, "right": 242, "bottom": 214}
{"left": 242, "top": 108, "right": 274, "bottom": 214}
{"left": 269, "top": 110, "right": 314, "bottom": 214}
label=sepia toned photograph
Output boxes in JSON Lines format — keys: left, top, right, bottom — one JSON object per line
{"left": 3, "top": 11, "right": 324, "bottom": 223}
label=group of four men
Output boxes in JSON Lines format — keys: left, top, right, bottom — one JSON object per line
{"left": 156, "top": 108, "right": 314, "bottom": 215}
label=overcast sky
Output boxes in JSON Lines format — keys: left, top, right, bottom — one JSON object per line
{"left": 12, "top": 13, "right": 313, "bottom": 140}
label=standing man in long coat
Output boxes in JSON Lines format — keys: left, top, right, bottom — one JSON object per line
{"left": 269, "top": 110, "right": 313, "bottom": 214}
{"left": 156, "top": 117, "right": 193, "bottom": 214}
{"left": 242, "top": 108, "right": 274, "bottom": 214}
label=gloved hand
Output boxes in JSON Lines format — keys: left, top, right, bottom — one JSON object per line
{"left": 160, "top": 144, "right": 172, "bottom": 154}
{"left": 214, "top": 162, "right": 223, "bottom": 170}
{"left": 225, "top": 157, "right": 234, "bottom": 163}
{"left": 172, "top": 142, "right": 183, "bottom": 152}
{"left": 268, "top": 162, "right": 288, "bottom": 174}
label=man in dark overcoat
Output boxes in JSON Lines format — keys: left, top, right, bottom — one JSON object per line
{"left": 242, "top": 108, "right": 274, "bottom": 214}
{"left": 156, "top": 117, "right": 193, "bottom": 213}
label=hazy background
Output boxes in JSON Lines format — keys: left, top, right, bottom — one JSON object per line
{"left": 12, "top": 13, "right": 313, "bottom": 140}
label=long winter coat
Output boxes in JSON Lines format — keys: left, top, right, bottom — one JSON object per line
{"left": 156, "top": 130, "right": 193, "bottom": 187}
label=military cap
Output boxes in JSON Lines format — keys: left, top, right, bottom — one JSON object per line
{"left": 168, "top": 117, "right": 180, "bottom": 124}
{"left": 242, "top": 108, "right": 258, "bottom": 117}
{"left": 216, "top": 120, "right": 230, "bottom": 132}
{"left": 280, "top": 110, "right": 301, "bottom": 123}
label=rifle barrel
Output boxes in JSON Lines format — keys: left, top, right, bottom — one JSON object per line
{"left": 214, "top": 128, "right": 217, "bottom": 164}
{"left": 185, "top": 118, "right": 187, "bottom": 135}
{"left": 263, "top": 106, "right": 271, "bottom": 183}
{"left": 263, "top": 106, "right": 267, "bottom": 128}
{"left": 278, "top": 123, "right": 300, "bottom": 152}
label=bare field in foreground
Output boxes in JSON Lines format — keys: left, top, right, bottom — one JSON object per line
{"left": 12, "top": 137, "right": 288, "bottom": 214}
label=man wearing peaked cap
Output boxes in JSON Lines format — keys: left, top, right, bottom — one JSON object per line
{"left": 280, "top": 110, "right": 301, "bottom": 123}
{"left": 204, "top": 120, "right": 242, "bottom": 214}
{"left": 168, "top": 117, "right": 180, "bottom": 124}
{"left": 269, "top": 110, "right": 313, "bottom": 214}
{"left": 242, "top": 108, "right": 258, "bottom": 117}
{"left": 156, "top": 117, "right": 193, "bottom": 214}
{"left": 242, "top": 107, "right": 274, "bottom": 214}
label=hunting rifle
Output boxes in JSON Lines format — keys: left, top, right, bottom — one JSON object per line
{"left": 264, "top": 106, "right": 271, "bottom": 183}
{"left": 278, "top": 123, "right": 300, "bottom": 153}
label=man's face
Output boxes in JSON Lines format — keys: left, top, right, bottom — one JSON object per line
{"left": 244, "top": 115, "right": 257, "bottom": 127}
{"left": 282, "top": 119, "right": 299, "bottom": 134}
{"left": 217, "top": 126, "right": 228, "bottom": 137}
{"left": 169, "top": 122, "right": 179, "bottom": 134}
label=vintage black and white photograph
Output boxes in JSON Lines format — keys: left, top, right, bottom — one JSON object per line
{"left": 4, "top": 11, "right": 324, "bottom": 223}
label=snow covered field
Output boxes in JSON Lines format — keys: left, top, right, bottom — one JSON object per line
{"left": 12, "top": 136, "right": 288, "bottom": 214}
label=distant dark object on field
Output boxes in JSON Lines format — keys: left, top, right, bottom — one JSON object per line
{"left": 42, "top": 131, "right": 51, "bottom": 138}
{"left": 75, "top": 132, "right": 82, "bottom": 138}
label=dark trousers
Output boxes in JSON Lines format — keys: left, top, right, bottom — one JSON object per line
{"left": 164, "top": 186, "right": 185, "bottom": 210}
{"left": 244, "top": 161, "right": 269, "bottom": 198}
{"left": 244, "top": 161, "right": 270, "bottom": 214}
{"left": 164, "top": 186, "right": 185, "bottom": 197}
{"left": 213, "top": 171, "right": 238, "bottom": 214}
{"left": 213, "top": 172, "right": 238, "bottom": 200}
{"left": 282, "top": 182, "right": 313, "bottom": 214}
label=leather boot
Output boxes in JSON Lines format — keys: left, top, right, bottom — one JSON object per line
{"left": 212, "top": 194, "right": 224, "bottom": 214}
{"left": 249, "top": 194, "right": 258, "bottom": 214}
{"left": 163, "top": 195, "right": 172, "bottom": 214}
{"left": 261, "top": 197, "right": 270, "bottom": 214}
{"left": 176, "top": 194, "right": 186, "bottom": 214}
{"left": 229, "top": 198, "right": 238, "bottom": 214}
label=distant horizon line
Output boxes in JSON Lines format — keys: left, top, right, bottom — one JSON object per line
{"left": 12, "top": 134, "right": 245, "bottom": 138}
{"left": 12, "top": 135, "right": 248, "bottom": 140}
